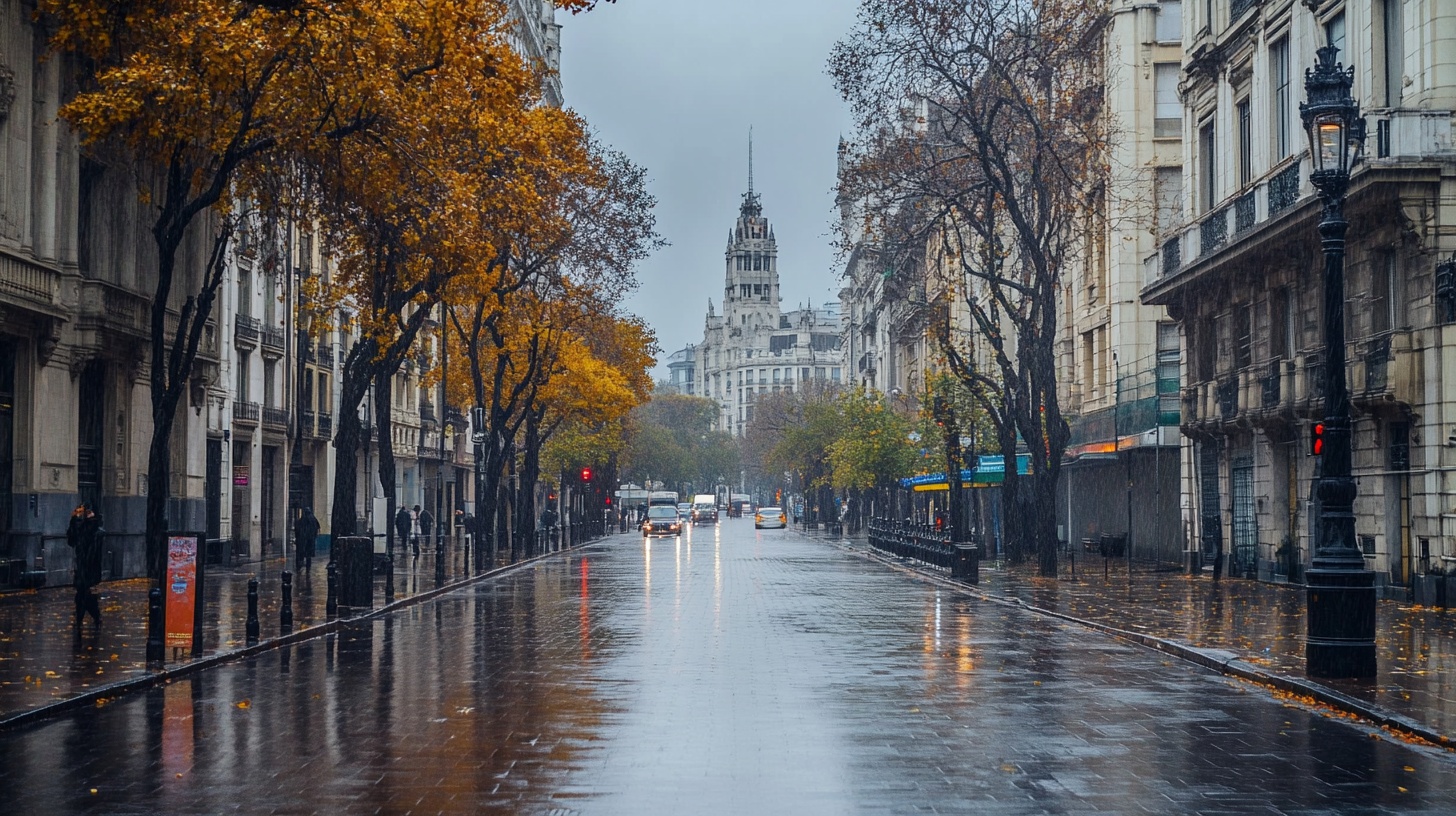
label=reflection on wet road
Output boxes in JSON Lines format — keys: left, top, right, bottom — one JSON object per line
{"left": 3, "top": 520, "right": 1455, "bottom": 814}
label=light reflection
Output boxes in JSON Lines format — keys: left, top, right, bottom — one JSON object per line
{"left": 674, "top": 535, "right": 682, "bottom": 616}
{"left": 161, "top": 679, "right": 194, "bottom": 778}
{"left": 643, "top": 535, "right": 652, "bottom": 614}
{"left": 713, "top": 535, "right": 722, "bottom": 627}
{"left": 579, "top": 557, "right": 592, "bottom": 661}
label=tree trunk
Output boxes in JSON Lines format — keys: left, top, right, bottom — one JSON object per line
{"left": 375, "top": 370, "right": 397, "bottom": 553}
{"left": 330, "top": 338, "right": 377, "bottom": 540}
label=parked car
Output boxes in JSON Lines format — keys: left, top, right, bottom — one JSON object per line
{"left": 642, "top": 505, "right": 683, "bottom": 537}
{"left": 755, "top": 507, "right": 787, "bottom": 530}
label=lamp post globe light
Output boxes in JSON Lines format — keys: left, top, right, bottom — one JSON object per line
{"left": 1299, "top": 45, "right": 1375, "bottom": 679}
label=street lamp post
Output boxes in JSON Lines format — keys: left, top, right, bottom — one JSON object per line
{"left": 1300, "top": 45, "right": 1375, "bottom": 679}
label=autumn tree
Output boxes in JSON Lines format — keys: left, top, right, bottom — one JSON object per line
{"left": 832, "top": 0, "right": 1109, "bottom": 574}
{"left": 42, "top": 0, "right": 470, "bottom": 578}
{"left": 441, "top": 138, "right": 660, "bottom": 563}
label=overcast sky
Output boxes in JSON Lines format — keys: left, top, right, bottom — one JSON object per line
{"left": 560, "top": 0, "right": 859, "bottom": 374}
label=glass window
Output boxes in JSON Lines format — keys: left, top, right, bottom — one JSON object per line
{"left": 1199, "top": 119, "right": 1217, "bottom": 212}
{"left": 1155, "top": 167, "right": 1183, "bottom": 233}
{"left": 831, "top": 367, "right": 841, "bottom": 381}
{"left": 1271, "top": 38, "right": 1291, "bottom": 160}
{"left": 1325, "top": 12, "right": 1346, "bottom": 58}
{"left": 1382, "top": 0, "right": 1404, "bottom": 107}
{"left": 1237, "top": 98, "right": 1252, "bottom": 188}
{"left": 1154, "top": 64, "right": 1182, "bottom": 138}
{"left": 1156, "top": 0, "right": 1182, "bottom": 43}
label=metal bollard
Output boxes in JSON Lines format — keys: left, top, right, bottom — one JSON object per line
{"left": 146, "top": 587, "right": 165, "bottom": 663}
{"left": 280, "top": 570, "right": 294, "bottom": 635}
{"left": 435, "top": 535, "right": 446, "bottom": 585}
{"left": 246, "top": 577, "right": 260, "bottom": 645}
{"left": 326, "top": 560, "right": 338, "bottom": 617}
{"left": 385, "top": 554, "right": 395, "bottom": 601}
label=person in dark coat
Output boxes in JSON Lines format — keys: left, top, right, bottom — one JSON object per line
{"left": 293, "top": 507, "right": 320, "bottom": 570}
{"left": 417, "top": 508, "right": 434, "bottom": 552}
{"left": 394, "top": 506, "right": 412, "bottom": 553}
{"left": 67, "top": 504, "right": 103, "bottom": 627}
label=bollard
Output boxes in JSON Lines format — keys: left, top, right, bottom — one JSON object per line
{"left": 280, "top": 570, "right": 294, "bottom": 635}
{"left": 246, "top": 577, "right": 260, "bottom": 645}
{"left": 435, "top": 535, "right": 446, "bottom": 585}
{"left": 326, "top": 560, "right": 338, "bottom": 617}
{"left": 385, "top": 554, "right": 396, "bottom": 601}
{"left": 146, "top": 587, "right": 165, "bottom": 663}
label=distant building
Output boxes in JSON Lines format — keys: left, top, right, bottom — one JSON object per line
{"left": 699, "top": 175, "right": 844, "bottom": 436}
{"left": 664, "top": 344, "right": 698, "bottom": 396}
{"left": 504, "top": 0, "right": 564, "bottom": 108}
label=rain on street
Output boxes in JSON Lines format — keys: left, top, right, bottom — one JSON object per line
{"left": 3, "top": 520, "right": 1455, "bottom": 815}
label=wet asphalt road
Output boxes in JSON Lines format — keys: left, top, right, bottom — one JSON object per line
{"left": 3, "top": 520, "right": 1455, "bottom": 815}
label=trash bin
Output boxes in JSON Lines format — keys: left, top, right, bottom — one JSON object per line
{"left": 952, "top": 543, "right": 980, "bottom": 584}
{"left": 1099, "top": 533, "right": 1127, "bottom": 558}
{"left": 336, "top": 536, "right": 373, "bottom": 609}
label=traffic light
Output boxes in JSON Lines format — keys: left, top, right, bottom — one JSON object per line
{"left": 580, "top": 467, "right": 593, "bottom": 482}
{"left": 605, "top": 496, "right": 612, "bottom": 506}
{"left": 1311, "top": 422, "right": 1326, "bottom": 456}
{"left": 775, "top": 489, "right": 782, "bottom": 504}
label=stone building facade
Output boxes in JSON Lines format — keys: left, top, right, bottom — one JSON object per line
{"left": 1143, "top": 0, "right": 1456, "bottom": 590}
{"left": 699, "top": 185, "right": 844, "bottom": 437}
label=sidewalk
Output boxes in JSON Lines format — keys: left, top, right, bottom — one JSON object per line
{"left": 0, "top": 539, "right": 518, "bottom": 726}
{"left": 839, "top": 534, "right": 1456, "bottom": 748}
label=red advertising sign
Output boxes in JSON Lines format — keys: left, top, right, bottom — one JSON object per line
{"left": 164, "top": 534, "right": 200, "bottom": 650}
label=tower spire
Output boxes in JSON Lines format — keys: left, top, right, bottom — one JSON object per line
{"left": 748, "top": 126, "right": 754, "bottom": 195}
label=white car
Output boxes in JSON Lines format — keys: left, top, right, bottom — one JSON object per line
{"left": 755, "top": 507, "right": 787, "bottom": 530}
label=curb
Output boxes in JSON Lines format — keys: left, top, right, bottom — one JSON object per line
{"left": 829, "top": 535, "right": 1454, "bottom": 752}
{"left": 0, "top": 537, "right": 615, "bottom": 733}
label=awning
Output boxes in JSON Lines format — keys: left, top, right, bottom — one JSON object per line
{"left": 901, "top": 454, "right": 1031, "bottom": 491}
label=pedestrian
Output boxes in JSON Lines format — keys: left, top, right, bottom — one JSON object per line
{"left": 541, "top": 504, "right": 559, "bottom": 549}
{"left": 410, "top": 504, "right": 422, "bottom": 556}
{"left": 394, "top": 505, "right": 412, "bottom": 553}
{"left": 293, "top": 506, "right": 320, "bottom": 571}
{"left": 418, "top": 507, "right": 434, "bottom": 552}
{"left": 66, "top": 504, "right": 103, "bottom": 628}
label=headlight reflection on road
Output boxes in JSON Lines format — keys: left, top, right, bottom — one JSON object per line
{"left": 643, "top": 535, "right": 651, "bottom": 614}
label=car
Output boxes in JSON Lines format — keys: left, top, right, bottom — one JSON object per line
{"left": 677, "top": 502, "right": 693, "bottom": 520}
{"left": 691, "top": 494, "right": 719, "bottom": 525}
{"left": 642, "top": 505, "right": 683, "bottom": 537}
{"left": 755, "top": 507, "right": 787, "bottom": 530}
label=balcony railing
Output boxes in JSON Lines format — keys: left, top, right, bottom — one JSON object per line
{"left": 233, "top": 401, "right": 260, "bottom": 424}
{"left": 262, "top": 407, "right": 289, "bottom": 429}
{"left": 1233, "top": 191, "right": 1257, "bottom": 236}
{"left": 1268, "top": 160, "right": 1301, "bottom": 216}
{"left": 1230, "top": 0, "right": 1258, "bottom": 23}
{"left": 1216, "top": 376, "right": 1238, "bottom": 420}
{"left": 1365, "top": 335, "right": 1392, "bottom": 394}
{"left": 1161, "top": 237, "right": 1181, "bottom": 277}
{"left": 1199, "top": 207, "right": 1228, "bottom": 256}
{"left": 235, "top": 314, "right": 260, "bottom": 344}
{"left": 261, "top": 325, "right": 285, "bottom": 351}
{"left": 1304, "top": 350, "right": 1326, "bottom": 404}
{"left": 317, "top": 346, "right": 334, "bottom": 370}
{"left": 317, "top": 412, "right": 333, "bottom": 438}
{"left": 1261, "top": 359, "right": 1283, "bottom": 407}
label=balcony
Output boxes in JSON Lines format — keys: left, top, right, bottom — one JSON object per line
{"left": 1216, "top": 377, "right": 1238, "bottom": 421}
{"left": 261, "top": 325, "right": 285, "bottom": 355}
{"left": 317, "top": 345, "right": 334, "bottom": 370}
{"left": 233, "top": 401, "right": 260, "bottom": 425}
{"left": 1229, "top": 0, "right": 1258, "bottom": 23}
{"left": 317, "top": 412, "right": 333, "bottom": 439}
{"left": 1233, "top": 191, "right": 1256, "bottom": 236}
{"left": 1303, "top": 350, "right": 1326, "bottom": 405}
{"left": 420, "top": 401, "right": 437, "bottom": 423}
{"left": 1149, "top": 159, "right": 1303, "bottom": 284}
{"left": 262, "top": 406, "right": 290, "bottom": 430}
{"left": 1261, "top": 359, "right": 1284, "bottom": 408}
{"left": 1199, "top": 207, "right": 1228, "bottom": 256}
{"left": 235, "top": 314, "right": 260, "bottom": 346}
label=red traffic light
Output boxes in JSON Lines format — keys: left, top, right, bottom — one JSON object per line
{"left": 580, "top": 467, "right": 593, "bottom": 482}
{"left": 1311, "top": 422, "right": 1326, "bottom": 456}
{"left": 605, "top": 497, "right": 612, "bottom": 506}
